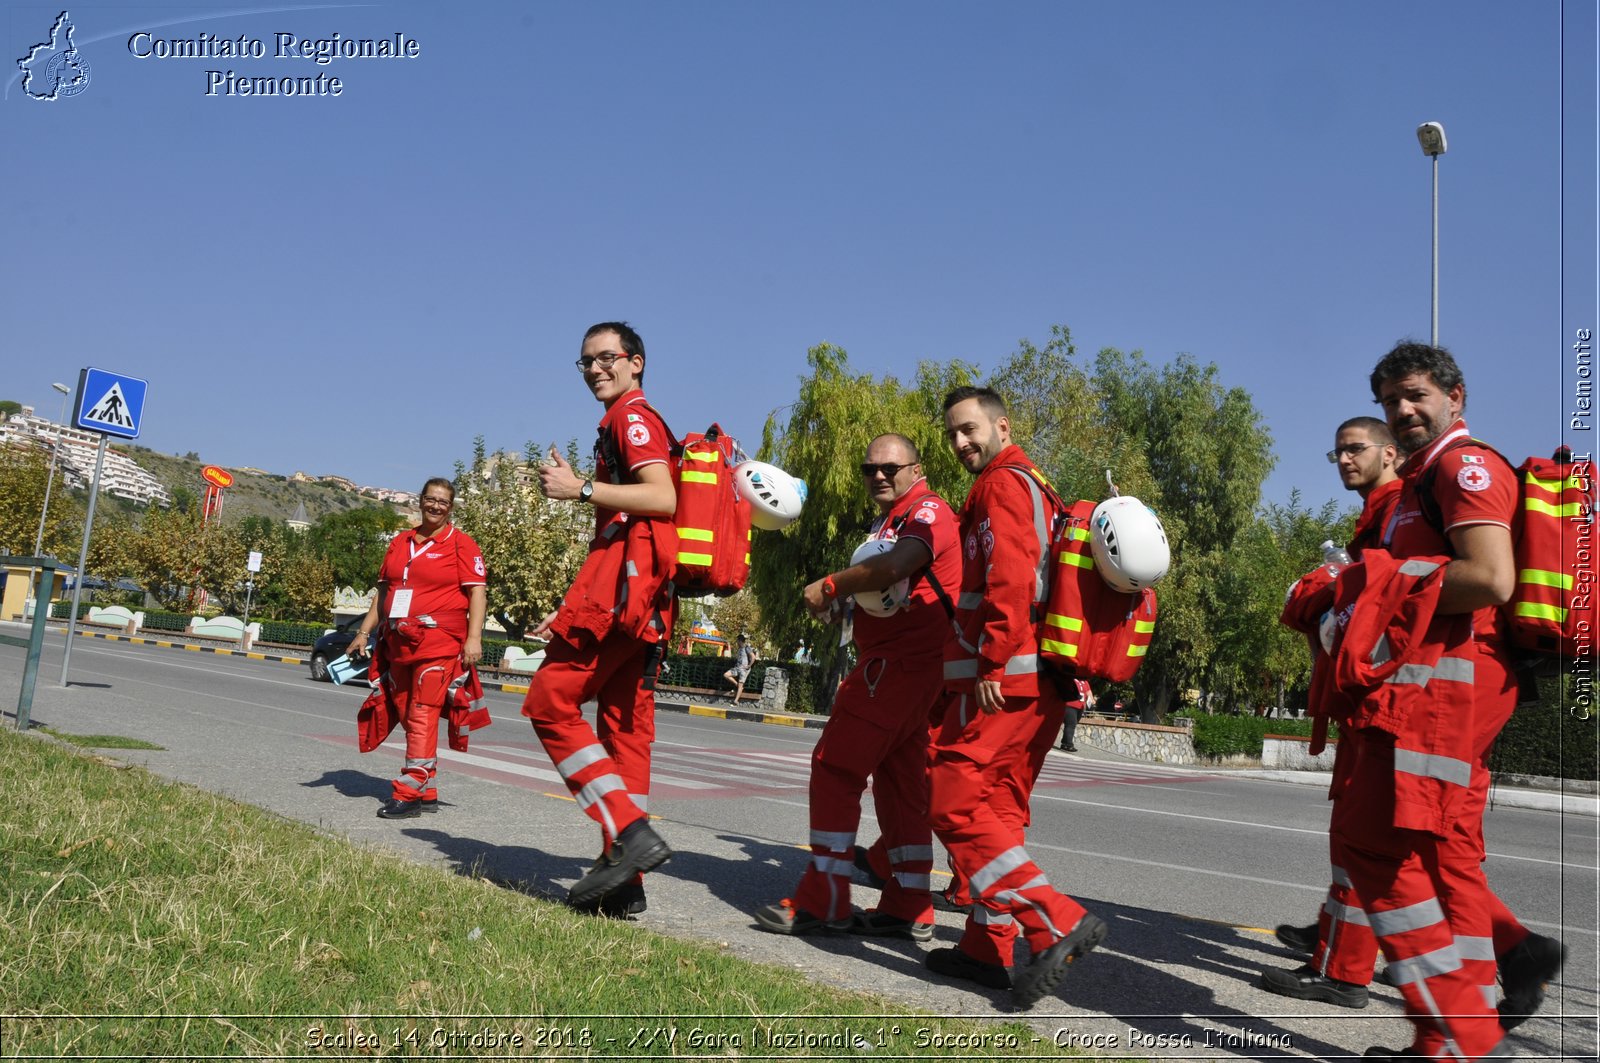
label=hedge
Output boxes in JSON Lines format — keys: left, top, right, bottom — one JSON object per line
{"left": 1173, "top": 710, "right": 1324, "bottom": 759}
{"left": 1491, "top": 673, "right": 1598, "bottom": 781}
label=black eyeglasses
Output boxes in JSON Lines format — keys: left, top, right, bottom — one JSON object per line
{"left": 860, "top": 462, "right": 913, "bottom": 479}
{"left": 1326, "top": 443, "right": 1384, "bottom": 463}
{"left": 420, "top": 496, "right": 454, "bottom": 509}
{"left": 575, "top": 351, "right": 634, "bottom": 371}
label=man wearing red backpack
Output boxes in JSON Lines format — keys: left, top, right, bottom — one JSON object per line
{"left": 524, "top": 321, "right": 676, "bottom": 917}
{"left": 1332, "top": 343, "right": 1563, "bottom": 1061}
{"left": 925, "top": 386, "right": 1107, "bottom": 1010}
{"left": 752, "top": 433, "right": 961, "bottom": 942}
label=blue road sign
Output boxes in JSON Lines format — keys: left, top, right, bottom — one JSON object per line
{"left": 74, "top": 367, "right": 148, "bottom": 439}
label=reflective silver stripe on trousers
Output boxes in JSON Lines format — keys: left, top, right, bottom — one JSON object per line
{"left": 810, "top": 854, "right": 854, "bottom": 878}
{"left": 557, "top": 744, "right": 611, "bottom": 780}
{"left": 972, "top": 905, "right": 1014, "bottom": 926}
{"left": 994, "top": 887, "right": 1067, "bottom": 940}
{"left": 1330, "top": 864, "right": 1354, "bottom": 889}
{"left": 1323, "top": 897, "right": 1370, "bottom": 925}
{"left": 894, "top": 873, "right": 933, "bottom": 890}
{"left": 575, "top": 773, "right": 627, "bottom": 810}
{"left": 404, "top": 757, "right": 437, "bottom": 772}
{"left": 1454, "top": 935, "right": 1495, "bottom": 961}
{"left": 888, "top": 844, "right": 934, "bottom": 864}
{"left": 1385, "top": 942, "right": 1465, "bottom": 985}
{"left": 957, "top": 591, "right": 984, "bottom": 610}
{"left": 631, "top": 792, "right": 648, "bottom": 813}
{"left": 1395, "top": 748, "right": 1474, "bottom": 788}
{"left": 810, "top": 829, "right": 856, "bottom": 852}
{"left": 970, "top": 846, "right": 1030, "bottom": 896}
{"left": 1368, "top": 897, "right": 1448, "bottom": 937}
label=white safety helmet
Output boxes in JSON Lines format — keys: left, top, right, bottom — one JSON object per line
{"left": 733, "top": 461, "right": 808, "bottom": 531}
{"left": 848, "top": 538, "right": 910, "bottom": 617}
{"left": 1089, "top": 496, "right": 1170, "bottom": 592}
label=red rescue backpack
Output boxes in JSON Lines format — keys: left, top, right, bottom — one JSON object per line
{"left": 1003, "top": 468, "right": 1161, "bottom": 684}
{"left": 1417, "top": 442, "right": 1596, "bottom": 667}
{"left": 671, "top": 425, "right": 753, "bottom": 597}
{"left": 1038, "top": 497, "right": 1159, "bottom": 683}
{"left": 597, "top": 408, "right": 753, "bottom": 599}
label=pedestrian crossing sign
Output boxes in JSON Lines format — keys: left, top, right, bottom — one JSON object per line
{"left": 74, "top": 367, "right": 148, "bottom": 439}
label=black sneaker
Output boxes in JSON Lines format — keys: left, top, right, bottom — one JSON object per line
{"left": 1012, "top": 913, "right": 1107, "bottom": 1009}
{"left": 925, "top": 947, "right": 1010, "bottom": 990}
{"left": 571, "top": 880, "right": 646, "bottom": 918}
{"left": 421, "top": 797, "right": 439, "bottom": 813}
{"left": 752, "top": 899, "right": 850, "bottom": 936}
{"left": 1377, "top": 964, "right": 1401, "bottom": 988}
{"left": 376, "top": 798, "right": 422, "bottom": 819}
{"left": 1499, "top": 932, "right": 1567, "bottom": 1031}
{"left": 1274, "top": 922, "right": 1319, "bottom": 954}
{"left": 849, "top": 909, "right": 934, "bottom": 942}
{"left": 852, "top": 845, "right": 887, "bottom": 890}
{"left": 1260, "top": 965, "right": 1369, "bottom": 1008}
{"left": 931, "top": 887, "right": 974, "bottom": 915}
{"left": 1060, "top": 744, "right": 1078, "bottom": 752}
{"left": 567, "top": 819, "right": 671, "bottom": 908}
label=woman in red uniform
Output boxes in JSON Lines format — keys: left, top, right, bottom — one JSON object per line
{"left": 348, "top": 477, "right": 487, "bottom": 818}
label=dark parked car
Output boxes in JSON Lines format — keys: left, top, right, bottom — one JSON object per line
{"left": 309, "top": 627, "right": 370, "bottom": 683}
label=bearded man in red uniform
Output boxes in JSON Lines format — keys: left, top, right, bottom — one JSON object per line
{"left": 752, "top": 433, "right": 961, "bottom": 941}
{"left": 348, "top": 477, "right": 487, "bottom": 818}
{"left": 1333, "top": 343, "right": 1563, "bottom": 1061}
{"left": 925, "top": 386, "right": 1107, "bottom": 1010}
{"left": 525, "top": 321, "right": 677, "bottom": 915}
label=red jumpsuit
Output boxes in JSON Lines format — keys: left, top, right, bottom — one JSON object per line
{"left": 1328, "top": 420, "right": 1522, "bottom": 1061}
{"left": 522, "top": 392, "right": 678, "bottom": 854}
{"left": 931, "top": 445, "right": 1093, "bottom": 968}
{"left": 373, "top": 524, "right": 486, "bottom": 802}
{"left": 792, "top": 481, "right": 961, "bottom": 924}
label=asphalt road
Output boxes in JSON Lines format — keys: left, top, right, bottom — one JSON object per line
{"left": 4, "top": 632, "right": 1596, "bottom": 1061}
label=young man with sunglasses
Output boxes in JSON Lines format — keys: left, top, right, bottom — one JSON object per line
{"left": 752, "top": 433, "right": 960, "bottom": 942}
{"left": 524, "top": 321, "right": 677, "bottom": 916}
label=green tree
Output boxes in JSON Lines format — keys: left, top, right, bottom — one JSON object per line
{"left": 452, "top": 437, "right": 591, "bottom": 638}
{"left": 0, "top": 400, "right": 22, "bottom": 419}
{"left": 1206, "top": 492, "right": 1353, "bottom": 712}
{"left": 751, "top": 345, "right": 975, "bottom": 703}
{"left": 0, "top": 445, "right": 83, "bottom": 559}
{"left": 305, "top": 506, "right": 406, "bottom": 590}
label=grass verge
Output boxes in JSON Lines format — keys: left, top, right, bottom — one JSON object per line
{"left": 0, "top": 729, "right": 1091, "bottom": 1059}
{"left": 36, "top": 726, "right": 164, "bottom": 750}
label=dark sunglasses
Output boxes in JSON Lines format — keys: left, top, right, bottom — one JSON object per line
{"left": 860, "top": 462, "right": 913, "bottom": 479}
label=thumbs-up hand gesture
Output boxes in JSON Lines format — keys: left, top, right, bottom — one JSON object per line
{"left": 538, "top": 446, "right": 586, "bottom": 501}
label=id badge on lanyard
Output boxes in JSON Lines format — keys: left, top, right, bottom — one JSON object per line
{"left": 389, "top": 532, "right": 441, "bottom": 619}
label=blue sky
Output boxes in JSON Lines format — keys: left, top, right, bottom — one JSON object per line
{"left": 5, "top": 1, "right": 1595, "bottom": 518}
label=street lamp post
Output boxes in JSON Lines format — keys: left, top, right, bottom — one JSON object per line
{"left": 1416, "top": 121, "right": 1448, "bottom": 346}
{"left": 27, "top": 382, "right": 73, "bottom": 616}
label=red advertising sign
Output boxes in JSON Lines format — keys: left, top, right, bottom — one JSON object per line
{"left": 201, "top": 465, "right": 234, "bottom": 489}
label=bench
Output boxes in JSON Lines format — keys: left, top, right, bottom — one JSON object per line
{"left": 186, "top": 615, "right": 262, "bottom": 648}
{"left": 84, "top": 605, "right": 141, "bottom": 634}
{"left": 499, "top": 646, "right": 547, "bottom": 673}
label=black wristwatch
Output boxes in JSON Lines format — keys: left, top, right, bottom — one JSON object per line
{"left": 579, "top": 480, "right": 594, "bottom": 503}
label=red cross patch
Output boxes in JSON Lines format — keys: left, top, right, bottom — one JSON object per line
{"left": 626, "top": 422, "right": 651, "bottom": 447}
{"left": 1457, "top": 465, "right": 1492, "bottom": 492}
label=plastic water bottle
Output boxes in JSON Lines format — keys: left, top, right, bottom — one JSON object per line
{"left": 1321, "top": 539, "right": 1352, "bottom": 572}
